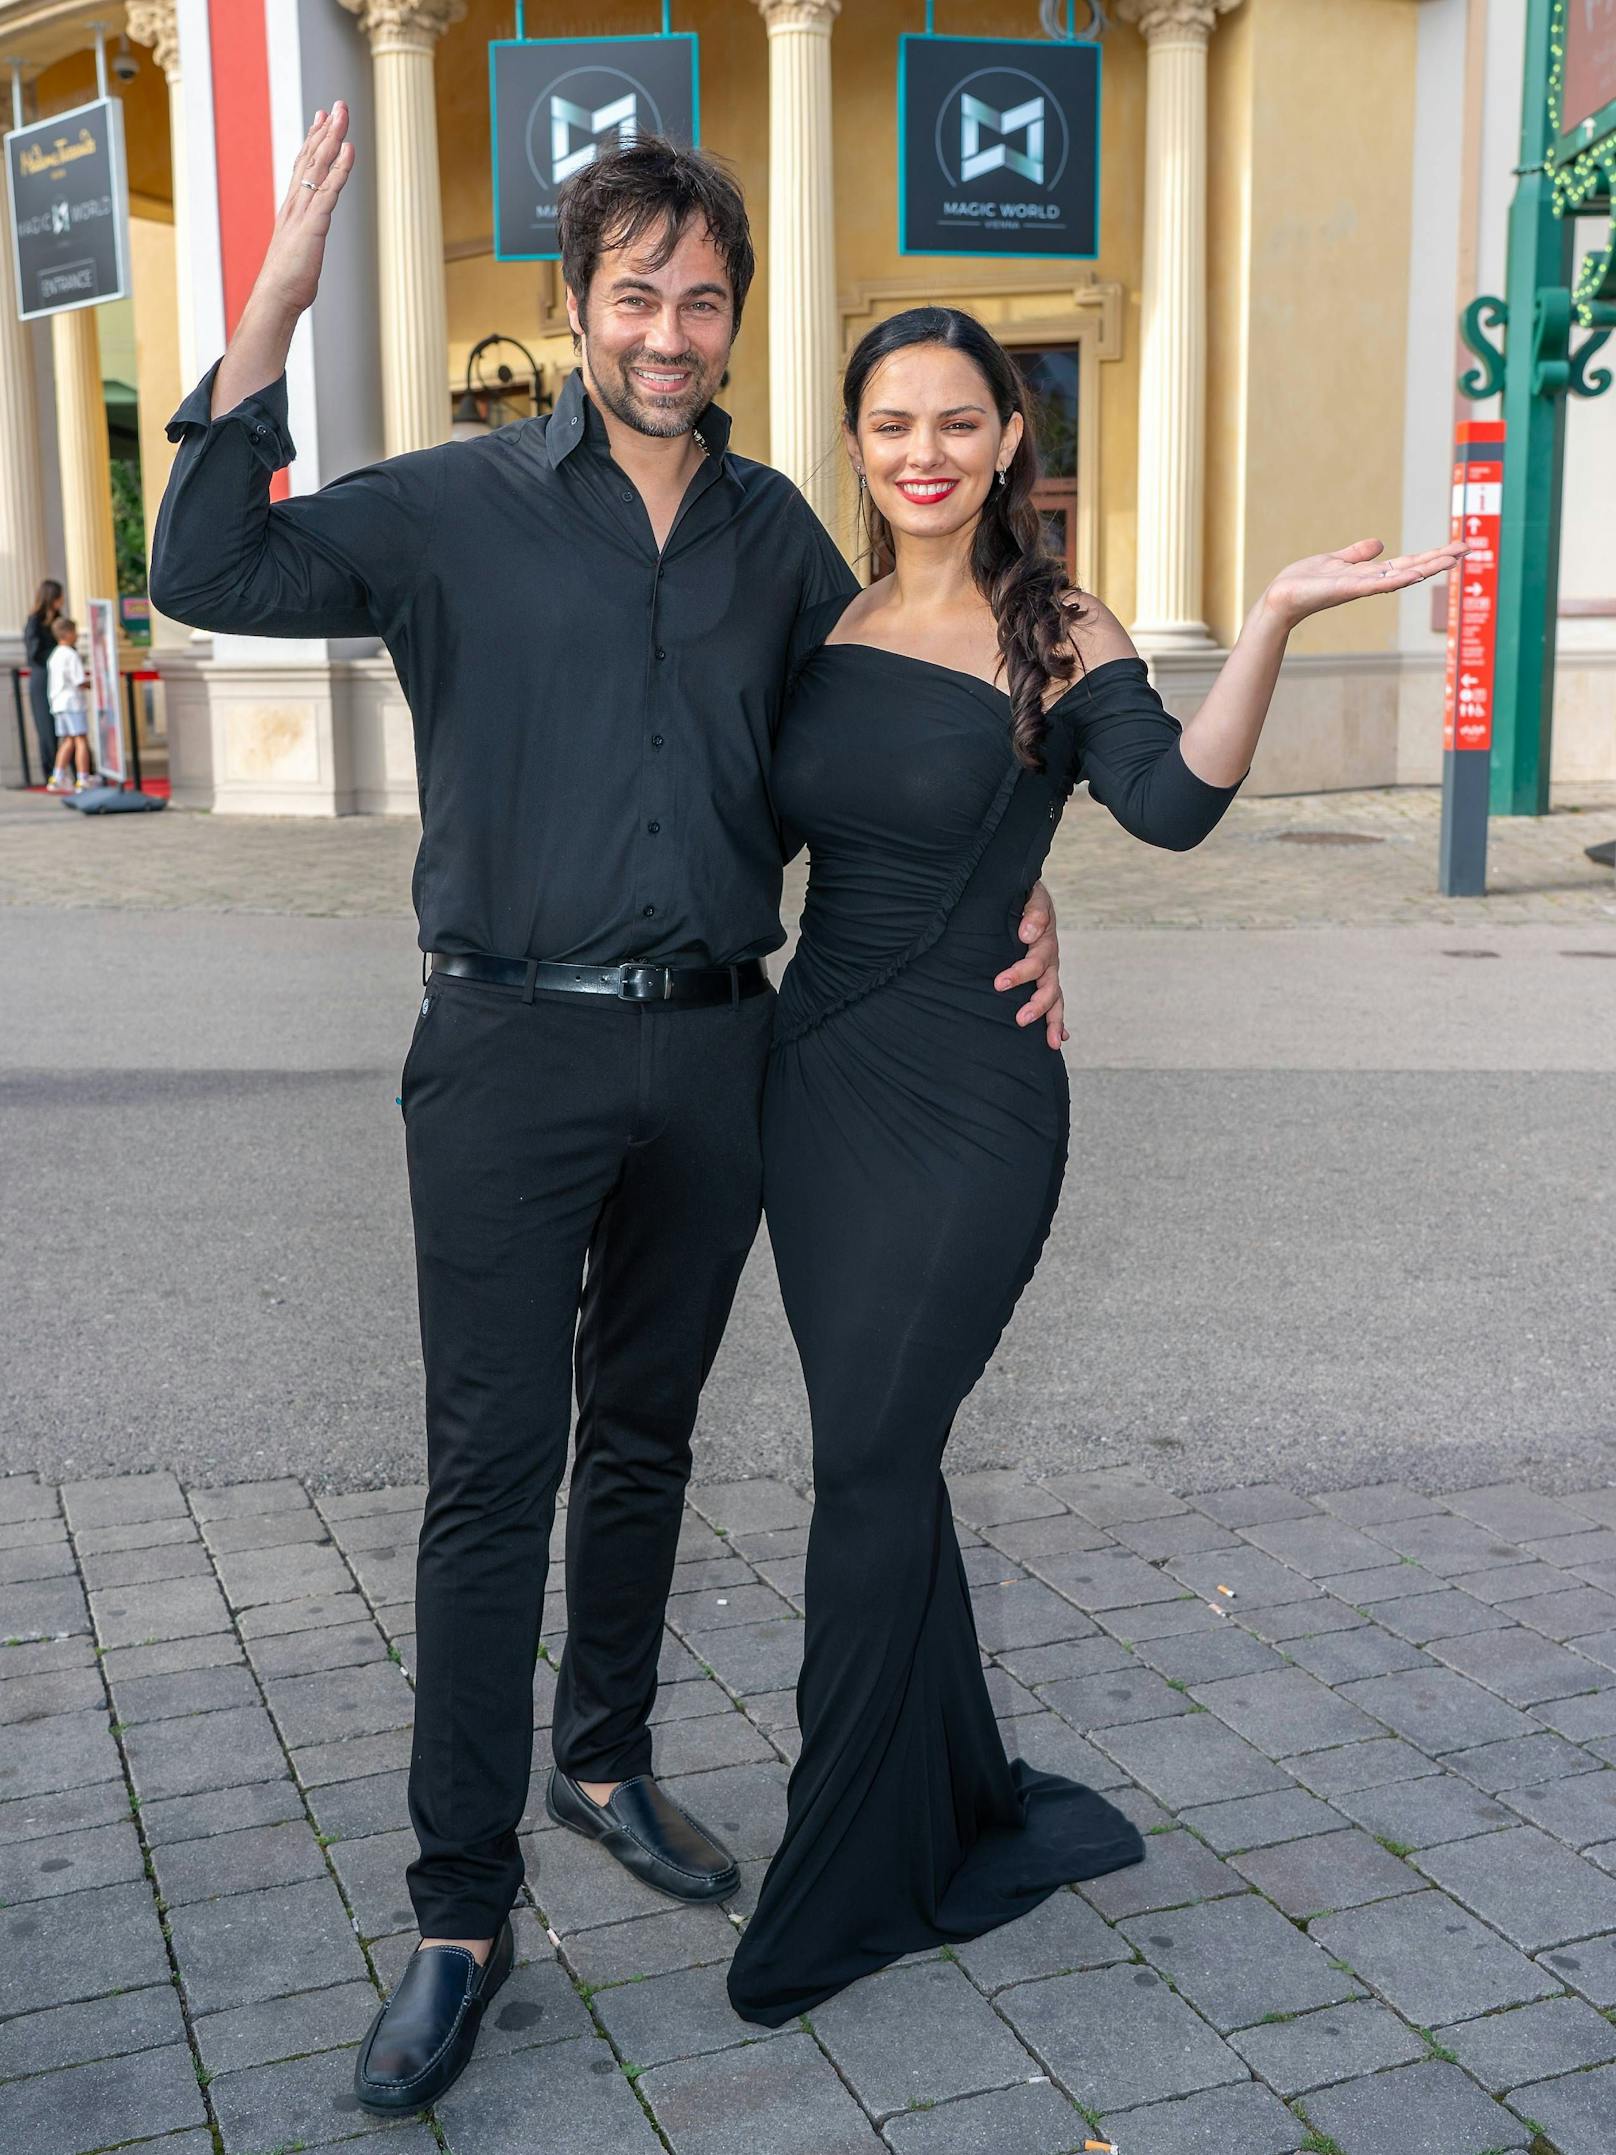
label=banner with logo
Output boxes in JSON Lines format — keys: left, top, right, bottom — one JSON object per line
{"left": 491, "top": 35, "right": 700, "bottom": 262}
{"left": 4, "top": 95, "right": 130, "bottom": 320}
{"left": 898, "top": 34, "right": 1100, "bottom": 259}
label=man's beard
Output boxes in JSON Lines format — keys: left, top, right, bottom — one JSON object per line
{"left": 584, "top": 336, "right": 716, "bottom": 439}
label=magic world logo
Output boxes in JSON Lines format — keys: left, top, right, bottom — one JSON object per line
{"left": 936, "top": 67, "right": 1070, "bottom": 219}
{"left": 525, "top": 67, "right": 665, "bottom": 197}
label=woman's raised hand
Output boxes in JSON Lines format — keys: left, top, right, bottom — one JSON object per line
{"left": 1261, "top": 536, "right": 1474, "bottom": 633}
{"left": 256, "top": 101, "right": 357, "bottom": 319}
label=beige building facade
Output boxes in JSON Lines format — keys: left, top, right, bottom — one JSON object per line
{"left": 0, "top": 0, "right": 1610, "bottom": 811}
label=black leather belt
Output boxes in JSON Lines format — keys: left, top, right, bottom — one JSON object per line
{"left": 428, "top": 951, "right": 770, "bottom": 1006}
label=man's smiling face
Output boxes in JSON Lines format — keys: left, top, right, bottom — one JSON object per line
{"left": 567, "top": 215, "right": 736, "bottom": 439}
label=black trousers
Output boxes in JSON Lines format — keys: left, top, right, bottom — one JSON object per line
{"left": 28, "top": 669, "right": 55, "bottom": 783}
{"left": 398, "top": 970, "right": 774, "bottom": 1936}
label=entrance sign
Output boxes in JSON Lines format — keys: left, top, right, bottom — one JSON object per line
{"left": 1559, "top": 0, "right": 1616, "bottom": 152}
{"left": 87, "top": 598, "right": 124, "bottom": 784}
{"left": 4, "top": 95, "right": 130, "bottom": 320}
{"left": 899, "top": 34, "right": 1101, "bottom": 258}
{"left": 491, "top": 36, "right": 700, "bottom": 262}
{"left": 1439, "top": 421, "right": 1505, "bottom": 896}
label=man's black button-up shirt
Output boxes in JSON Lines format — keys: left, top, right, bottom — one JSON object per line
{"left": 149, "top": 363, "right": 858, "bottom": 966}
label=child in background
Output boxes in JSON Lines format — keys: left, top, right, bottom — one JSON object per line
{"left": 45, "top": 615, "right": 91, "bottom": 794}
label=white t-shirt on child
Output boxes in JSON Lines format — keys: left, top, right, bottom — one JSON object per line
{"left": 47, "top": 643, "right": 87, "bottom": 719}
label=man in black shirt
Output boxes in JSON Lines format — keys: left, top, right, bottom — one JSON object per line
{"left": 150, "top": 118, "right": 1063, "bottom": 2111}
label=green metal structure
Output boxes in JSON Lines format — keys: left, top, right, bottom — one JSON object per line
{"left": 1458, "top": 0, "right": 1615, "bottom": 815}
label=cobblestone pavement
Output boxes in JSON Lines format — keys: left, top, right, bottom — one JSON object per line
{"left": 9, "top": 1468, "right": 1616, "bottom": 2154}
{"left": 3, "top": 781, "right": 1614, "bottom": 930}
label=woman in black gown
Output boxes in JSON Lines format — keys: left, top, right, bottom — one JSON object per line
{"left": 726, "top": 308, "right": 1469, "bottom": 2027}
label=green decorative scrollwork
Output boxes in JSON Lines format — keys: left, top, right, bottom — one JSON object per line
{"left": 1458, "top": 295, "right": 1508, "bottom": 399}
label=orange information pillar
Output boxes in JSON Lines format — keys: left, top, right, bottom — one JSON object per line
{"left": 1439, "top": 419, "right": 1504, "bottom": 896}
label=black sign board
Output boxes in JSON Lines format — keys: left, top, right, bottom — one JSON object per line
{"left": 899, "top": 34, "right": 1100, "bottom": 259}
{"left": 5, "top": 95, "right": 130, "bottom": 320}
{"left": 491, "top": 35, "right": 700, "bottom": 262}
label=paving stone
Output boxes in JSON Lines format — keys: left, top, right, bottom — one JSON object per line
{"left": 1242, "top": 1515, "right": 1393, "bottom": 1578}
{"left": 1499, "top": 1585, "right": 1616, "bottom": 1644}
{"left": 0, "top": 1661, "right": 105, "bottom": 1723}
{"left": 0, "top": 1704, "right": 119, "bottom": 1800}
{"left": 1229, "top": 1996, "right": 1427, "bottom": 2097}
{"left": 998, "top": 1961, "right": 1248, "bottom": 2112}
{"left": 476, "top": 1951, "right": 597, "bottom": 2060}
{"left": 1239, "top": 1597, "right": 1368, "bottom": 1643}
{"left": 1310, "top": 1889, "right": 1558, "bottom": 2023}
{"left": 100, "top": 1631, "right": 245, "bottom": 1683}
{"left": 0, "top": 1980, "right": 187, "bottom": 2078}
{"left": 73, "top": 1516, "right": 199, "bottom": 1557}
{"left": 261, "top": 1660, "right": 415, "bottom": 1750}
{"left": 1566, "top": 1627, "right": 1616, "bottom": 1673}
{"left": 1563, "top": 1486, "right": 1616, "bottom": 1528}
{"left": 947, "top": 1470, "right": 1068, "bottom": 1527}
{"left": 1507, "top": 2061, "right": 1616, "bottom": 2155}
{"left": 586, "top": 1959, "right": 759, "bottom": 2069}
{"left": 1315, "top": 1483, "right": 1445, "bottom": 1526}
{"left": 1283, "top": 1625, "right": 1431, "bottom": 1683}
{"left": 1288, "top": 1736, "right": 1437, "bottom": 1795}
{"left": 291, "top": 1726, "right": 414, "bottom": 1790}
{"left": 1002, "top": 1710, "right": 1133, "bottom": 1789}
{"left": 1427, "top": 1624, "right": 1615, "bottom": 1706}
{"left": 0, "top": 1815, "right": 145, "bottom": 1904}
{"left": 154, "top": 1818, "right": 329, "bottom": 1907}
{"left": 1297, "top": 2058, "right": 1529, "bottom": 2155}
{"left": 88, "top": 1573, "right": 230, "bottom": 1649}
{"left": 190, "top": 1477, "right": 311, "bottom": 1522}
{"left": 206, "top": 2037, "right": 407, "bottom": 2153}
{"left": 1130, "top": 1625, "right": 1288, "bottom": 1685}
{"left": 1331, "top": 1772, "right": 1512, "bottom": 1849}
{"left": 1368, "top": 1513, "right": 1527, "bottom": 1575}
{"left": 1447, "top": 1559, "right": 1569, "bottom": 1604}
{"left": 1079, "top": 1829, "right": 1244, "bottom": 1919}
{"left": 0, "top": 1475, "right": 58, "bottom": 1524}
{"left": 1416, "top": 1823, "right": 1616, "bottom": 1950}
{"left": 814, "top": 1959, "right": 1042, "bottom": 2117}
{"left": 238, "top": 1589, "right": 371, "bottom": 1638}
{"left": 1031, "top": 1549, "right": 1188, "bottom": 1612}
{"left": 191, "top": 1977, "right": 382, "bottom": 2075}
{"left": 0, "top": 2041, "right": 207, "bottom": 2155}
{"left": 1447, "top": 1483, "right": 1594, "bottom": 1543}
{"left": 1190, "top": 1666, "right": 1383, "bottom": 1756}
{"left": 1093, "top": 1711, "right": 1292, "bottom": 1809}
{"left": 317, "top": 1483, "right": 428, "bottom": 1519}
{"left": 109, "top": 1660, "right": 261, "bottom": 1726}
{"left": 245, "top": 1619, "right": 389, "bottom": 1681}
{"left": 139, "top": 1774, "right": 305, "bottom": 1847}
{"left": 0, "top": 1537, "right": 77, "bottom": 1584}
{"left": 1041, "top": 1470, "right": 1189, "bottom": 1526}
{"left": 1437, "top": 1994, "right": 1616, "bottom": 2095}
{"left": 61, "top": 1472, "right": 186, "bottom": 1531}
{"left": 639, "top": 2029, "right": 879, "bottom": 2155}
{"left": 80, "top": 1540, "right": 214, "bottom": 1591}
{"left": 168, "top": 1873, "right": 370, "bottom": 2015}
{"left": 0, "top": 1877, "right": 169, "bottom": 2015}
{"left": 1169, "top": 1546, "right": 1325, "bottom": 1610}
{"left": 1528, "top": 1527, "right": 1616, "bottom": 1571}
{"left": 1539, "top": 1931, "right": 1616, "bottom": 2007}
{"left": 1319, "top": 1562, "right": 1449, "bottom": 1604}
{"left": 679, "top": 1616, "right": 804, "bottom": 1696}
{"left": 969, "top": 1579, "right": 1098, "bottom": 1652}
{"left": 1107, "top": 1511, "right": 1244, "bottom": 1560}
{"left": 1444, "top": 1729, "right": 1599, "bottom": 1791}
{"left": 882, "top": 2079, "right": 1091, "bottom": 2155}
{"left": 951, "top": 1883, "right": 1130, "bottom": 1991}
{"left": 323, "top": 1825, "right": 418, "bottom": 1938}
{"left": 1186, "top": 1484, "right": 1317, "bottom": 1528}
{"left": 659, "top": 1763, "right": 790, "bottom": 1862}
{"left": 1533, "top": 1687, "right": 1616, "bottom": 1740}
{"left": 217, "top": 1541, "right": 356, "bottom": 1611}
{"left": 1093, "top": 1595, "right": 1222, "bottom": 1641}
{"left": 979, "top": 1512, "right": 1114, "bottom": 1560}
{"left": 0, "top": 1632, "right": 94, "bottom": 1676}
{"left": 1042, "top": 1666, "right": 1192, "bottom": 1731}
{"left": 1500, "top": 1767, "right": 1616, "bottom": 1849}
{"left": 124, "top": 1699, "right": 286, "bottom": 1801}
{"left": 522, "top": 1827, "right": 680, "bottom": 1935}
{"left": 1357, "top": 1588, "right": 1512, "bottom": 1644}
{"left": 687, "top": 1479, "right": 813, "bottom": 1536}
{"left": 1176, "top": 1785, "right": 1344, "bottom": 1854}
{"left": 651, "top": 1706, "right": 780, "bottom": 1776}
{"left": 1099, "top": 2079, "right": 1305, "bottom": 2155}
{"left": 0, "top": 1574, "right": 89, "bottom": 1636}
{"left": 1120, "top": 1893, "right": 1360, "bottom": 2031}
{"left": 564, "top": 1901, "right": 739, "bottom": 1984}
{"left": 1230, "top": 1825, "right": 1419, "bottom": 1919}
{"left": 1335, "top": 1667, "right": 1534, "bottom": 1752}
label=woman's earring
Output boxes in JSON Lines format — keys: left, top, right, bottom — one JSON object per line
{"left": 857, "top": 470, "right": 866, "bottom": 495}
{"left": 996, "top": 467, "right": 1008, "bottom": 490}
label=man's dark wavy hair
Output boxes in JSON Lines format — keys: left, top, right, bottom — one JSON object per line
{"left": 556, "top": 137, "right": 756, "bottom": 331}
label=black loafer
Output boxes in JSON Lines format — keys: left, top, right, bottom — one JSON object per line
{"left": 353, "top": 1916, "right": 514, "bottom": 2113}
{"left": 546, "top": 1767, "right": 740, "bottom": 1902}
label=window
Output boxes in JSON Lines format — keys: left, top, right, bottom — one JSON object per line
{"left": 1016, "top": 345, "right": 1080, "bottom": 580}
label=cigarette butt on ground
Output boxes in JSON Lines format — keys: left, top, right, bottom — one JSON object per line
{"left": 1214, "top": 1584, "right": 1236, "bottom": 1597}
{"left": 1083, "top": 2140, "right": 1117, "bottom": 2153}
{"left": 1206, "top": 1599, "right": 1229, "bottom": 1618}
{"left": 546, "top": 1927, "right": 561, "bottom": 1949}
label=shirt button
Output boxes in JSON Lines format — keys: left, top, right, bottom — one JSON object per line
{"left": 642, "top": 905, "right": 656, "bottom": 918}
{"left": 620, "top": 488, "right": 633, "bottom": 502}
{"left": 655, "top": 647, "right": 667, "bottom": 661}
{"left": 647, "top": 820, "right": 660, "bottom": 834}
{"left": 651, "top": 734, "right": 664, "bottom": 748}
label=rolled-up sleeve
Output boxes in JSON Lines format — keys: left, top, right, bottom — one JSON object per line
{"left": 149, "top": 359, "right": 439, "bottom": 639}
{"left": 1066, "top": 657, "right": 1245, "bottom": 852}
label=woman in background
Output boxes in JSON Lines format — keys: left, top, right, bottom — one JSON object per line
{"left": 23, "top": 579, "right": 63, "bottom": 785}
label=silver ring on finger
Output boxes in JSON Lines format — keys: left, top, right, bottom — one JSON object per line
{"left": 300, "top": 176, "right": 320, "bottom": 190}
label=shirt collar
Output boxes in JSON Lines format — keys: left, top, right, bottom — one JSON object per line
{"left": 544, "top": 365, "right": 734, "bottom": 471}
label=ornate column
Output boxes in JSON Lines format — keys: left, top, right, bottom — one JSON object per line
{"left": 1117, "top": 0, "right": 1237, "bottom": 652}
{"left": 0, "top": 272, "right": 48, "bottom": 637}
{"left": 756, "top": 0, "right": 842, "bottom": 530}
{"left": 127, "top": 1, "right": 196, "bottom": 389}
{"left": 339, "top": 0, "right": 463, "bottom": 456}
{"left": 51, "top": 305, "right": 119, "bottom": 620}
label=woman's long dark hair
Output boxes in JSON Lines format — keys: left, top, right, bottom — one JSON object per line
{"left": 29, "top": 578, "right": 62, "bottom": 624}
{"left": 843, "top": 307, "right": 1083, "bottom": 772}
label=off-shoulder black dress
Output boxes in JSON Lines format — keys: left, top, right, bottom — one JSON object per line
{"left": 725, "top": 595, "right": 1245, "bottom": 2026}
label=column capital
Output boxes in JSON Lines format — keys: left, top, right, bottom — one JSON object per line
{"left": 337, "top": 0, "right": 466, "bottom": 58}
{"left": 755, "top": 0, "right": 841, "bottom": 32}
{"left": 1114, "top": 0, "right": 1238, "bottom": 41}
{"left": 125, "top": 0, "right": 180, "bottom": 78}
